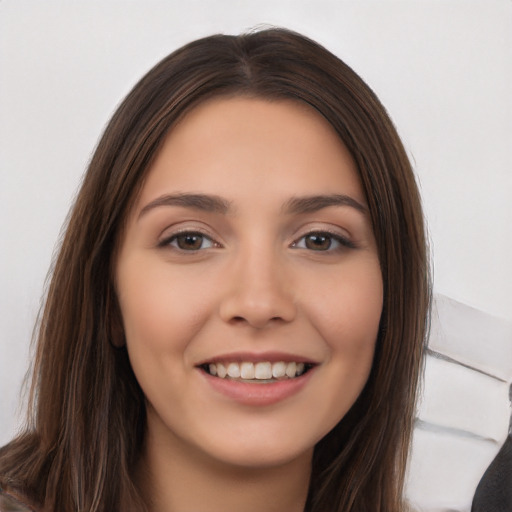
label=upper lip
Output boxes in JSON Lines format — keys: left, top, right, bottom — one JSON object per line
{"left": 196, "top": 351, "right": 319, "bottom": 366}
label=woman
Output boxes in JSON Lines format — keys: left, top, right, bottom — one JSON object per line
{"left": 0, "top": 28, "right": 430, "bottom": 512}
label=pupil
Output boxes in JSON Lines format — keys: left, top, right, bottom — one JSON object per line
{"left": 178, "top": 234, "right": 202, "bottom": 250}
{"left": 306, "top": 234, "right": 331, "bottom": 250}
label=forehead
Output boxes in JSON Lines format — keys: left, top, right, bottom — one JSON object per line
{"left": 136, "top": 96, "right": 365, "bottom": 208}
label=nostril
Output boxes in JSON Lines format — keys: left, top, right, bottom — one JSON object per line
{"left": 226, "top": 315, "right": 282, "bottom": 330}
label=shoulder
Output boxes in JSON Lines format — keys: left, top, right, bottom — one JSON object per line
{"left": 0, "top": 488, "right": 37, "bottom": 512}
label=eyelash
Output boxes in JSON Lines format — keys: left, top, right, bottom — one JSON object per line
{"left": 159, "top": 229, "right": 355, "bottom": 253}
{"left": 291, "top": 230, "right": 356, "bottom": 252}
{"left": 158, "top": 230, "right": 219, "bottom": 251}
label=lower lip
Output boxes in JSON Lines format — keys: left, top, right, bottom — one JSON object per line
{"left": 199, "top": 369, "right": 315, "bottom": 406}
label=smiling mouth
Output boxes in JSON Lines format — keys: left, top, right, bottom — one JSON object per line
{"left": 200, "top": 361, "right": 315, "bottom": 383}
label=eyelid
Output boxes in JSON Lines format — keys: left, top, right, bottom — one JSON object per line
{"left": 156, "top": 224, "right": 356, "bottom": 252}
{"left": 291, "top": 228, "right": 357, "bottom": 251}
{"left": 158, "top": 227, "right": 222, "bottom": 250}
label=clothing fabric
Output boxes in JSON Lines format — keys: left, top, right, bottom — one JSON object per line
{"left": 471, "top": 434, "right": 512, "bottom": 512}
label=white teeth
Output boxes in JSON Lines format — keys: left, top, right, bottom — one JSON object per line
{"left": 285, "top": 362, "right": 297, "bottom": 378}
{"left": 205, "top": 361, "right": 309, "bottom": 380}
{"left": 272, "top": 361, "right": 286, "bottom": 378}
{"left": 255, "top": 362, "right": 272, "bottom": 379}
{"left": 227, "top": 362, "right": 241, "bottom": 378}
{"left": 216, "top": 363, "right": 227, "bottom": 378}
{"left": 240, "top": 362, "right": 255, "bottom": 379}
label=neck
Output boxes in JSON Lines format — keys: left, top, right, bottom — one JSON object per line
{"left": 138, "top": 427, "right": 312, "bottom": 512}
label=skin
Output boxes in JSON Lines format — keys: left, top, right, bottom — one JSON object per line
{"left": 116, "top": 97, "right": 383, "bottom": 512}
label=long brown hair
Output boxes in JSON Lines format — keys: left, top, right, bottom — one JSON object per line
{"left": 0, "top": 28, "right": 431, "bottom": 512}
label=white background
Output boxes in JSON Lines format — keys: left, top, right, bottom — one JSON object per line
{"left": 1, "top": 1, "right": 511, "bottom": 507}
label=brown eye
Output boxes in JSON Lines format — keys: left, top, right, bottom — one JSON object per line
{"left": 176, "top": 234, "right": 204, "bottom": 250}
{"left": 164, "top": 232, "right": 215, "bottom": 251}
{"left": 304, "top": 234, "right": 332, "bottom": 251}
{"left": 292, "top": 231, "right": 355, "bottom": 252}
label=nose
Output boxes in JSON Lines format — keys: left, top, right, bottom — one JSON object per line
{"left": 218, "top": 247, "right": 297, "bottom": 329}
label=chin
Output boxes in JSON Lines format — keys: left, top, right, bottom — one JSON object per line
{"left": 210, "top": 444, "right": 314, "bottom": 471}
{"left": 195, "top": 427, "right": 319, "bottom": 471}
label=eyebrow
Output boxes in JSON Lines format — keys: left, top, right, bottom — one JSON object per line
{"left": 138, "top": 192, "right": 368, "bottom": 219}
{"left": 282, "top": 194, "right": 368, "bottom": 215}
{"left": 138, "top": 193, "right": 232, "bottom": 219}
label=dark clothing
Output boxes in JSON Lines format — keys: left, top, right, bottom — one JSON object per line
{"left": 471, "top": 434, "right": 512, "bottom": 512}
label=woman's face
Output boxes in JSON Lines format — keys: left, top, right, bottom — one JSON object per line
{"left": 116, "top": 97, "right": 383, "bottom": 469}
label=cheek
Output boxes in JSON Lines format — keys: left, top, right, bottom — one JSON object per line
{"left": 309, "top": 260, "right": 383, "bottom": 348}
{"left": 117, "top": 258, "right": 207, "bottom": 347}
{"left": 304, "top": 259, "right": 382, "bottom": 413}
{"left": 115, "top": 262, "right": 212, "bottom": 415}
{"left": 115, "top": 262, "right": 214, "bottom": 400}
